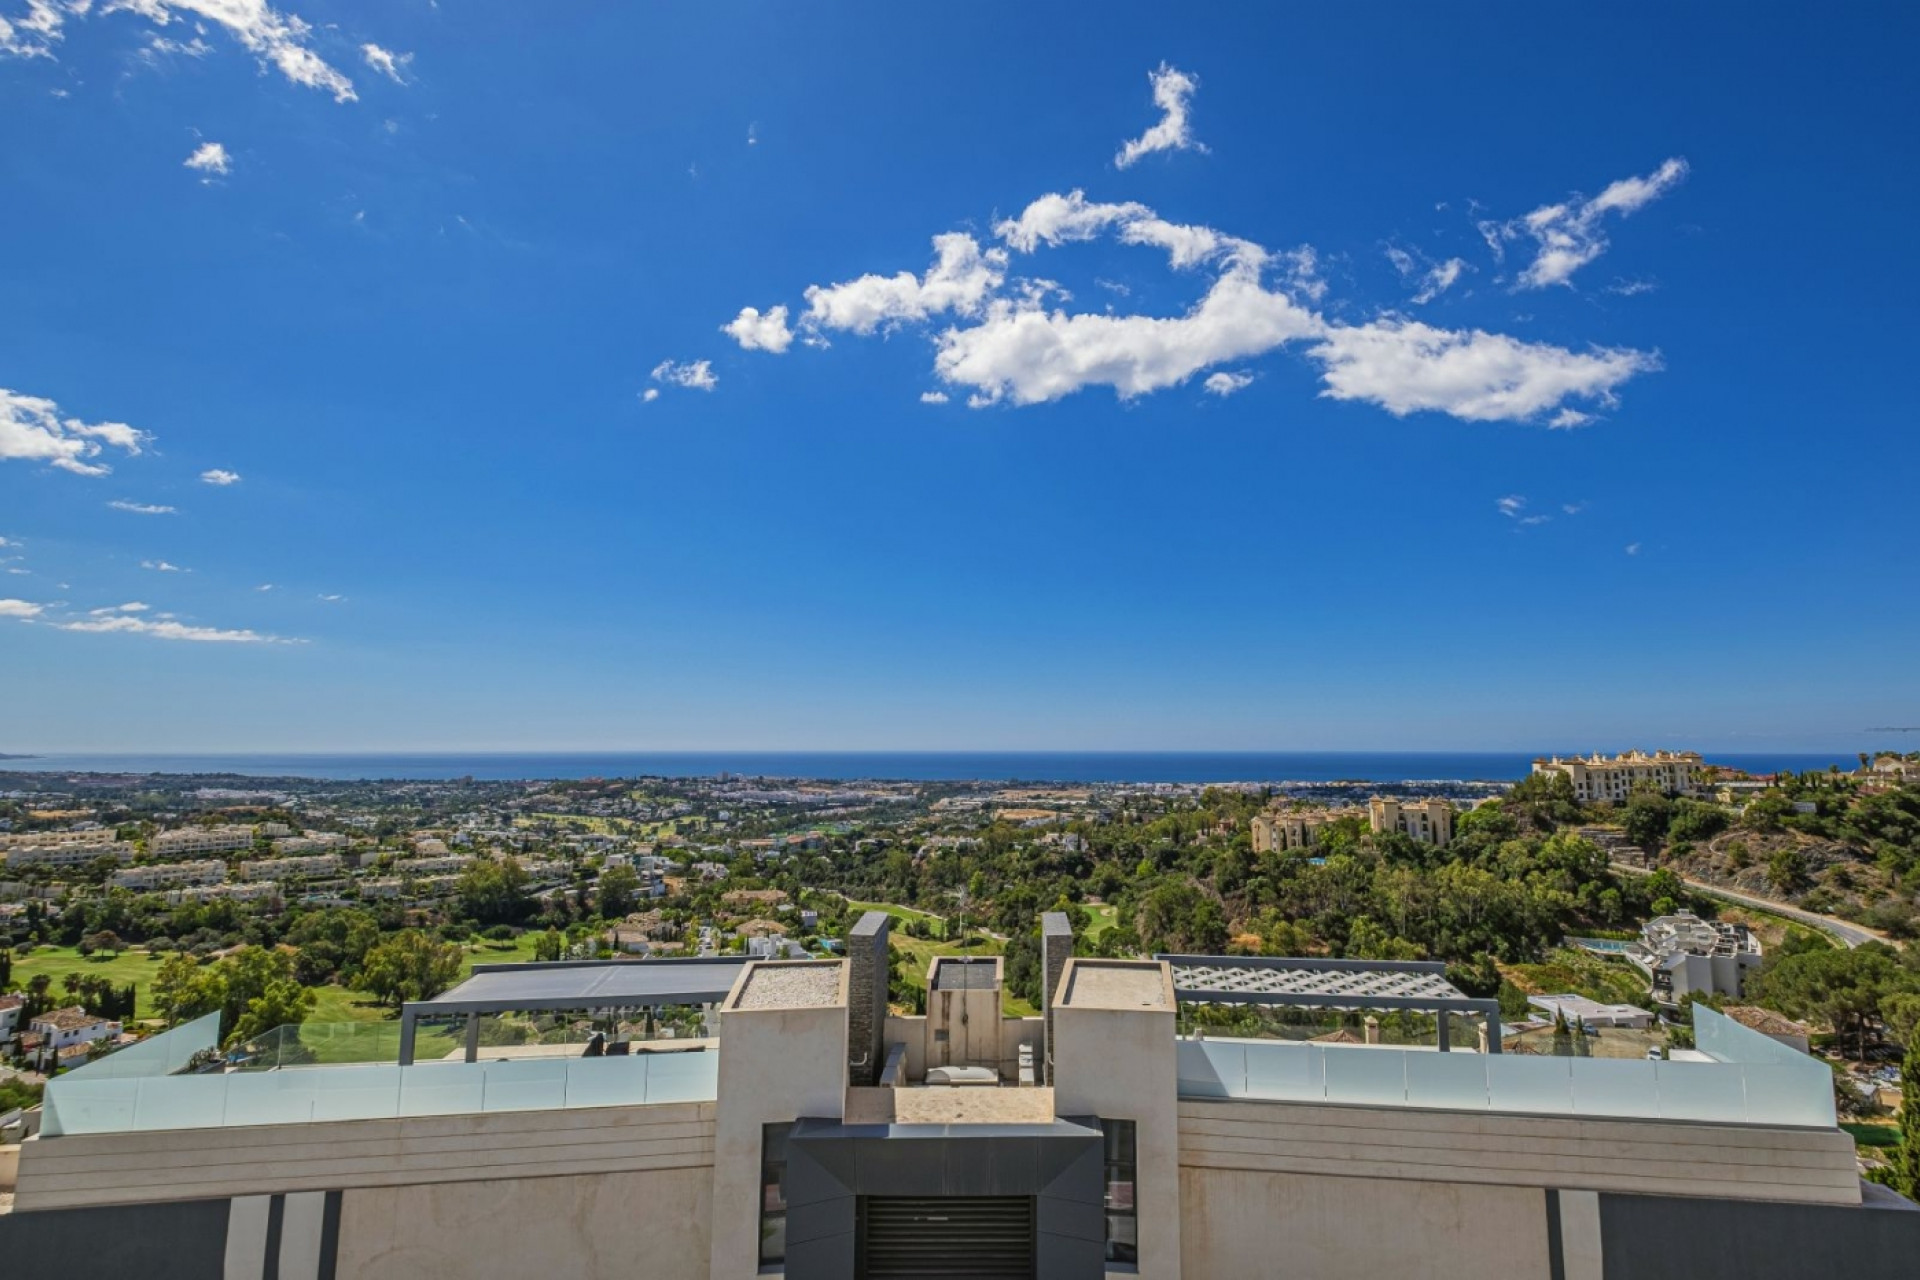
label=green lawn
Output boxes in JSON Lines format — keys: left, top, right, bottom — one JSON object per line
{"left": 9, "top": 944, "right": 171, "bottom": 1019}
{"left": 1083, "top": 903, "right": 1120, "bottom": 942}
{"left": 887, "top": 931, "right": 1038, "bottom": 1018}
{"left": 1504, "top": 948, "right": 1649, "bottom": 1007}
{"left": 842, "top": 897, "right": 949, "bottom": 936}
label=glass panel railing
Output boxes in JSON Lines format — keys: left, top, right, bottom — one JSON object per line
{"left": 62, "top": 1011, "right": 221, "bottom": 1080}
{"left": 1180, "top": 1035, "right": 1835, "bottom": 1129}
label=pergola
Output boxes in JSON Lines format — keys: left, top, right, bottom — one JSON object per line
{"left": 397, "top": 957, "right": 749, "bottom": 1065}
{"left": 1155, "top": 954, "right": 1502, "bottom": 1052}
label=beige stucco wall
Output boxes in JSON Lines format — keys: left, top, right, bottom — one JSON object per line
{"left": 1181, "top": 1166, "right": 1550, "bottom": 1280}
{"left": 925, "top": 980, "right": 1001, "bottom": 1071}
{"left": 336, "top": 1166, "right": 710, "bottom": 1280}
{"left": 709, "top": 973, "right": 849, "bottom": 1280}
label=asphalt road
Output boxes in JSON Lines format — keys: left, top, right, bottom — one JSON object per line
{"left": 1612, "top": 862, "right": 1885, "bottom": 948}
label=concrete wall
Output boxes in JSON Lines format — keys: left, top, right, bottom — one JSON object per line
{"left": 926, "top": 978, "right": 1001, "bottom": 1071}
{"left": 709, "top": 979, "right": 848, "bottom": 1280}
{"left": 1176, "top": 1097, "right": 1861, "bottom": 1205}
{"left": 336, "top": 1166, "right": 711, "bottom": 1280}
{"left": 0, "top": 1141, "right": 18, "bottom": 1189}
{"left": 1000, "top": 1016, "right": 1043, "bottom": 1081}
{"left": 13, "top": 1099, "right": 715, "bottom": 1211}
{"left": 846, "top": 912, "right": 889, "bottom": 1086}
{"left": 1181, "top": 1166, "right": 1551, "bottom": 1280}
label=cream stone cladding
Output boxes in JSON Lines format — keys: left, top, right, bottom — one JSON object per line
{"left": 708, "top": 960, "right": 849, "bottom": 1280}
{"left": 336, "top": 1166, "right": 710, "bottom": 1280}
{"left": 1050, "top": 958, "right": 1182, "bottom": 1280}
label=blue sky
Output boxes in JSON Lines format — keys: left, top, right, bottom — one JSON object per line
{"left": 1, "top": 3, "right": 1916, "bottom": 753}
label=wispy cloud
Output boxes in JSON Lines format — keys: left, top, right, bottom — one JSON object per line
{"left": 141, "top": 559, "right": 186, "bottom": 572}
{"left": 360, "top": 42, "right": 411, "bottom": 84}
{"left": 2, "top": 387, "right": 150, "bottom": 476}
{"left": 109, "top": 499, "right": 175, "bottom": 515}
{"left": 199, "top": 468, "right": 241, "bottom": 485}
{"left": 184, "top": 140, "right": 230, "bottom": 178}
{"left": 4, "top": 0, "right": 362, "bottom": 102}
{"left": 1484, "top": 158, "right": 1689, "bottom": 289}
{"left": 1496, "top": 495, "right": 1551, "bottom": 526}
{"left": 55, "top": 613, "right": 298, "bottom": 643}
{"left": 650, "top": 359, "right": 719, "bottom": 392}
{"left": 255, "top": 583, "right": 275, "bottom": 591}
{"left": 640, "top": 388, "right": 660, "bottom": 403}
{"left": 0, "top": 598, "right": 43, "bottom": 620}
{"left": 919, "top": 391, "right": 950, "bottom": 405}
{"left": 1203, "top": 371, "right": 1253, "bottom": 397}
{"left": 1115, "top": 63, "right": 1206, "bottom": 169}
{"left": 1625, "top": 542, "right": 1642, "bottom": 556}
{"left": 88, "top": 602, "right": 149, "bottom": 615}
{"left": 1387, "top": 248, "right": 1468, "bottom": 304}
{"left": 317, "top": 592, "right": 345, "bottom": 602}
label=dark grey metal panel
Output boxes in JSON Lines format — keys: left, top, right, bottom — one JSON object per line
{"left": 408, "top": 956, "right": 749, "bottom": 1013}
{"left": 1599, "top": 1188, "right": 1920, "bottom": 1280}
{"left": 0, "top": 1196, "right": 232, "bottom": 1278}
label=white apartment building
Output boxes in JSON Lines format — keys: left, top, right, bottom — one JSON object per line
{"left": 150, "top": 826, "right": 256, "bottom": 857}
{"left": 165, "top": 881, "right": 280, "bottom": 905}
{"left": 359, "top": 874, "right": 462, "bottom": 900}
{"left": 110, "top": 860, "right": 228, "bottom": 892}
{"left": 391, "top": 854, "right": 475, "bottom": 876}
{"left": 28, "top": 1006, "right": 121, "bottom": 1058}
{"left": 0, "top": 840, "right": 136, "bottom": 869}
{"left": 237, "top": 854, "right": 343, "bottom": 880}
{"left": 1368, "top": 797, "right": 1455, "bottom": 847}
{"left": 1531, "top": 750, "right": 1705, "bottom": 803}
{"left": 0, "top": 828, "right": 122, "bottom": 851}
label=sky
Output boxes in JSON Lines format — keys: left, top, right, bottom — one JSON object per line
{"left": 1, "top": 3, "right": 1916, "bottom": 754}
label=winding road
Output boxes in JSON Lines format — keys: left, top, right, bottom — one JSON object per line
{"left": 1611, "top": 862, "right": 1887, "bottom": 948}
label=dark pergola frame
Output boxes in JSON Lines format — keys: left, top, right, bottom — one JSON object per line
{"left": 397, "top": 957, "right": 748, "bottom": 1065}
{"left": 1155, "top": 954, "right": 1502, "bottom": 1053}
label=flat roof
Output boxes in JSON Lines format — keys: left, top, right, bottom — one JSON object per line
{"left": 1058, "top": 960, "right": 1173, "bottom": 1011}
{"left": 406, "top": 957, "right": 750, "bottom": 1016}
{"left": 1160, "top": 955, "right": 1481, "bottom": 1010}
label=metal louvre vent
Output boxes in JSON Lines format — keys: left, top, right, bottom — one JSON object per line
{"left": 857, "top": 1196, "right": 1035, "bottom": 1279}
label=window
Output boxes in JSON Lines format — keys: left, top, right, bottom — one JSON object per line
{"left": 1100, "top": 1118, "right": 1138, "bottom": 1266}
{"left": 759, "top": 1122, "right": 792, "bottom": 1268}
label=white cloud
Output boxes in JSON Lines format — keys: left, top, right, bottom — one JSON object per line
{"left": 746, "top": 122, "right": 758, "bottom": 146}
{"left": 1547, "top": 408, "right": 1594, "bottom": 429}
{"left": 1308, "top": 318, "right": 1658, "bottom": 422}
{"left": 1625, "top": 542, "right": 1641, "bottom": 556}
{"left": 1561, "top": 501, "right": 1587, "bottom": 516}
{"left": 141, "top": 559, "right": 186, "bottom": 571}
{"left": 1203, "top": 371, "right": 1253, "bottom": 396}
{"left": 55, "top": 613, "right": 294, "bottom": 643}
{"left": 0, "top": 536, "right": 16, "bottom": 546}
{"left": 739, "top": 190, "right": 1659, "bottom": 423}
{"left": 255, "top": 583, "right": 274, "bottom": 591}
{"left": 1388, "top": 246, "right": 1468, "bottom": 304}
{"left": 360, "top": 42, "right": 410, "bottom": 83}
{"left": 0, "top": 598, "right": 43, "bottom": 619}
{"left": 6, "top": 0, "right": 359, "bottom": 101}
{"left": 89, "top": 601, "right": 149, "bottom": 615}
{"left": 1606, "top": 278, "right": 1659, "bottom": 297}
{"left": 1115, "top": 62, "right": 1205, "bottom": 169}
{"left": 1496, "top": 495, "right": 1527, "bottom": 519}
{"left": 1, "top": 387, "right": 150, "bottom": 476}
{"left": 1489, "top": 158, "right": 1689, "bottom": 289}
{"left": 640, "top": 388, "right": 660, "bottom": 403}
{"left": 317, "top": 592, "right": 344, "bottom": 602}
{"left": 721, "top": 305, "right": 794, "bottom": 353}
{"left": 803, "top": 233, "right": 1006, "bottom": 335}
{"left": 200, "top": 467, "right": 241, "bottom": 485}
{"left": 650, "top": 359, "right": 718, "bottom": 392}
{"left": 109, "top": 499, "right": 175, "bottom": 514}
{"left": 184, "top": 140, "right": 230, "bottom": 177}
{"left": 918, "top": 391, "right": 949, "bottom": 404}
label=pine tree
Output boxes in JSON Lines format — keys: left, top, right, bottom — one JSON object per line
{"left": 1894, "top": 1041, "right": 1920, "bottom": 1202}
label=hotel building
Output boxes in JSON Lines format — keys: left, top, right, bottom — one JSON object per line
{"left": 1531, "top": 751, "right": 1705, "bottom": 803}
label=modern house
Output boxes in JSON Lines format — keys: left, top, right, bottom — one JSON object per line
{"left": 0, "top": 912, "right": 1913, "bottom": 1279}
{"left": 1628, "top": 910, "right": 1763, "bottom": 1004}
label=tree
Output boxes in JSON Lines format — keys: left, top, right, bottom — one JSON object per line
{"left": 1893, "top": 1041, "right": 1920, "bottom": 1201}
{"left": 357, "top": 930, "right": 463, "bottom": 1008}
{"left": 152, "top": 952, "right": 226, "bottom": 1026}
{"left": 1751, "top": 943, "right": 1911, "bottom": 1059}
{"left": 455, "top": 858, "right": 533, "bottom": 926}
{"left": 1767, "top": 846, "right": 1810, "bottom": 895}
{"left": 225, "top": 978, "right": 316, "bottom": 1048}
{"left": 533, "top": 928, "right": 566, "bottom": 963}
{"left": 217, "top": 946, "right": 300, "bottom": 1040}
{"left": 596, "top": 865, "right": 642, "bottom": 920}
{"left": 81, "top": 930, "right": 124, "bottom": 957}
{"left": 1622, "top": 789, "right": 1674, "bottom": 853}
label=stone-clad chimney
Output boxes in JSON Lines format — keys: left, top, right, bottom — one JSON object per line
{"left": 847, "top": 911, "right": 891, "bottom": 1085}
{"left": 1040, "top": 911, "right": 1074, "bottom": 1085}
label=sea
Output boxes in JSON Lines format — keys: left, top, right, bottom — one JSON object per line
{"left": 0, "top": 751, "right": 1863, "bottom": 785}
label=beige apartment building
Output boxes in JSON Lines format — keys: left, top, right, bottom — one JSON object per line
{"left": 1368, "top": 796, "right": 1454, "bottom": 847}
{"left": 150, "top": 826, "right": 258, "bottom": 857}
{"left": 1249, "top": 807, "right": 1355, "bottom": 853}
{"left": 109, "top": 860, "right": 229, "bottom": 892}
{"left": 4, "top": 911, "right": 1910, "bottom": 1280}
{"left": 1531, "top": 750, "right": 1704, "bottom": 803}
{"left": 0, "top": 841, "right": 135, "bottom": 869}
